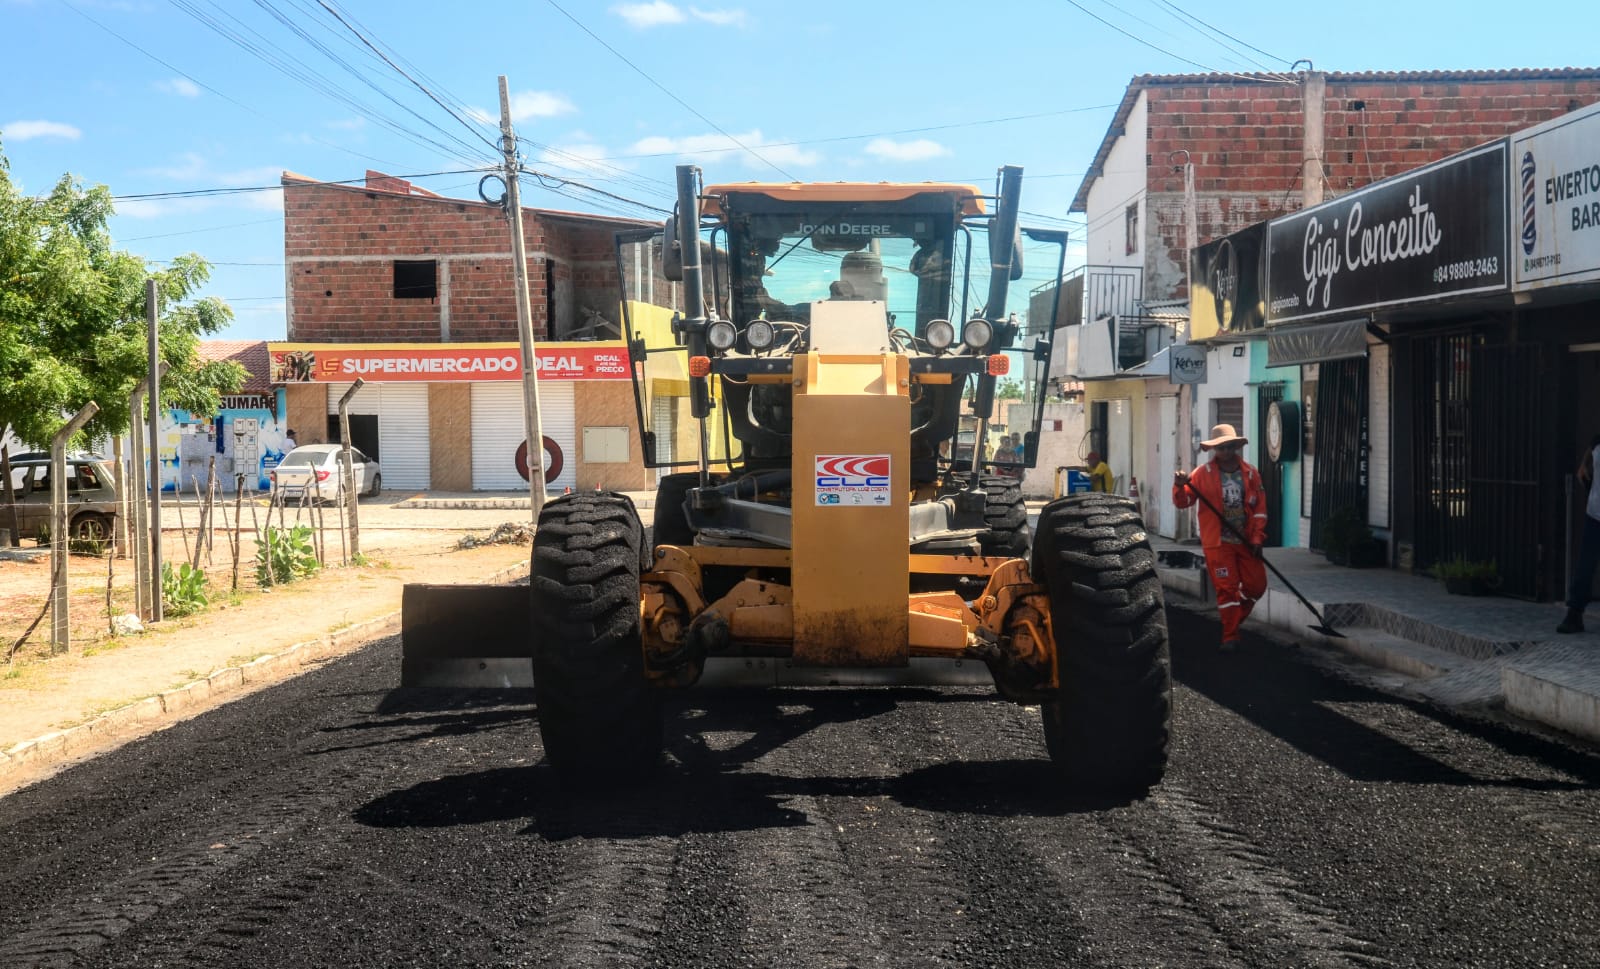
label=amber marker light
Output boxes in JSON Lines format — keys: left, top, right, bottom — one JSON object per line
{"left": 987, "top": 355, "right": 1010, "bottom": 376}
{"left": 688, "top": 356, "right": 712, "bottom": 378}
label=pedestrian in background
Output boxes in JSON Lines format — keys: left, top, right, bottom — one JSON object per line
{"left": 283, "top": 428, "right": 298, "bottom": 452}
{"left": 1086, "top": 451, "right": 1113, "bottom": 493}
{"left": 1173, "top": 424, "right": 1269, "bottom": 650}
{"left": 1558, "top": 434, "right": 1600, "bottom": 633}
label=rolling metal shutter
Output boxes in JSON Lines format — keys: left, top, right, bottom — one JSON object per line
{"left": 1367, "top": 342, "right": 1391, "bottom": 529}
{"left": 379, "top": 383, "right": 430, "bottom": 490}
{"left": 324, "top": 382, "right": 382, "bottom": 416}
{"left": 470, "top": 382, "right": 576, "bottom": 492}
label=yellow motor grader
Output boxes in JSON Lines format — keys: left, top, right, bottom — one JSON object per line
{"left": 402, "top": 165, "right": 1171, "bottom": 795}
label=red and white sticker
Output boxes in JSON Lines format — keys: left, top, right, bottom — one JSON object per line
{"left": 814, "top": 454, "right": 891, "bottom": 507}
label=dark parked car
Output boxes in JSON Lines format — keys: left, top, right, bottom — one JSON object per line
{"left": 1, "top": 455, "right": 120, "bottom": 543}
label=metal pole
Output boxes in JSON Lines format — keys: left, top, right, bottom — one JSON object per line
{"left": 673, "top": 164, "right": 712, "bottom": 487}
{"left": 499, "top": 74, "right": 548, "bottom": 521}
{"left": 51, "top": 401, "right": 101, "bottom": 653}
{"left": 338, "top": 379, "right": 365, "bottom": 560}
{"left": 127, "top": 362, "right": 166, "bottom": 621}
{"left": 146, "top": 280, "right": 164, "bottom": 622}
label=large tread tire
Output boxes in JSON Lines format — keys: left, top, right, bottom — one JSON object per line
{"left": 1033, "top": 492, "right": 1170, "bottom": 796}
{"left": 531, "top": 492, "right": 661, "bottom": 785}
{"left": 952, "top": 473, "right": 1031, "bottom": 557}
{"left": 650, "top": 472, "right": 698, "bottom": 548}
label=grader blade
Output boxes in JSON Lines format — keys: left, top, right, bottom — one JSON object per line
{"left": 400, "top": 583, "right": 535, "bottom": 688}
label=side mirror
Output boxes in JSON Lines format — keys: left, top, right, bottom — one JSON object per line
{"left": 661, "top": 216, "right": 683, "bottom": 281}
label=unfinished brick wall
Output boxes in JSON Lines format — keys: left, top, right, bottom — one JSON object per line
{"left": 1135, "top": 73, "right": 1600, "bottom": 300}
{"left": 284, "top": 173, "right": 640, "bottom": 344}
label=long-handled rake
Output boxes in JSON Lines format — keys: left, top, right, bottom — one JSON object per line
{"left": 1182, "top": 480, "right": 1345, "bottom": 638}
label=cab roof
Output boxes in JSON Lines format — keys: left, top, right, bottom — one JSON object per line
{"left": 701, "top": 181, "right": 986, "bottom": 218}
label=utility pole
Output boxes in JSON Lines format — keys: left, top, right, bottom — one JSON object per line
{"left": 498, "top": 74, "right": 547, "bottom": 521}
{"left": 146, "top": 279, "right": 164, "bottom": 622}
{"left": 1301, "top": 70, "right": 1326, "bottom": 208}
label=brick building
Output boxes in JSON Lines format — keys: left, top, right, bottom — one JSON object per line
{"left": 277, "top": 170, "right": 659, "bottom": 493}
{"left": 1051, "top": 68, "right": 1600, "bottom": 554}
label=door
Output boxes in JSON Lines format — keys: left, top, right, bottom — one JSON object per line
{"left": 1256, "top": 383, "right": 1286, "bottom": 547}
{"left": 470, "top": 382, "right": 578, "bottom": 492}
{"left": 1157, "top": 395, "right": 1178, "bottom": 537}
{"left": 377, "top": 383, "right": 430, "bottom": 490}
{"left": 1310, "top": 358, "right": 1368, "bottom": 550}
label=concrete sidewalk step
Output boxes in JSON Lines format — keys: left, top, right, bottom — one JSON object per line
{"left": 1503, "top": 645, "right": 1600, "bottom": 744}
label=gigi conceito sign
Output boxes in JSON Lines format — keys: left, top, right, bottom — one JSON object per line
{"left": 1265, "top": 140, "right": 1509, "bottom": 324}
{"left": 266, "top": 342, "right": 630, "bottom": 383}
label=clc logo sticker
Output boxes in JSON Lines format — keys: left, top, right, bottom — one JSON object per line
{"left": 815, "top": 455, "right": 890, "bottom": 487}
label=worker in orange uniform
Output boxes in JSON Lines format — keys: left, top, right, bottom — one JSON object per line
{"left": 1173, "top": 424, "right": 1269, "bottom": 651}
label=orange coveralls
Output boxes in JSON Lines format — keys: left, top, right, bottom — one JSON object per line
{"left": 1172, "top": 461, "right": 1269, "bottom": 643}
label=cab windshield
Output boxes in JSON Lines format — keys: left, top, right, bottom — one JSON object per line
{"left": 719, "top": 206, "right": 957, "bottom": 339}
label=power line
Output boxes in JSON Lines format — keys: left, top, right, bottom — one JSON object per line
{"left": 1060, "top": 0, "right": 1296, "bottom": 85}
{"left": 1150, "top": 0, "right": 1294, "bottom": 70}
{"left": 57, "top": 0, "right": 405, "bottom": 168}
{"left": 118, "top": 218, "right": 282, "bottom": 242}
{"left": 543, "top": 0, "right": 797, "bottom": 180}
{"left": 519, "top": 167, "right": 670, "bottom": 217}
{"left": 110, "top": 167, "right": 490, "bottom": 201}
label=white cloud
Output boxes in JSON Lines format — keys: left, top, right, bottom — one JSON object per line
{"left": 863, "top": 138, "right": 950, "bottom": 162}
{"left": 537, "top": 141, "right": 623, "bottom": 177}
{"left": 627, "top": 130, "right": 818, "bottom": 168}
{"left": 466, "top": 91, "right": 575, "bottom": 126}
{"left": 689, "top": 6, "right": 746, "bottom": 26}
{"left": 155, "top": 77, "right": 201, "bottom": 98}
{"left": 323, "top": 117, "right": 366, "bottom": 131}
{"left": 118, "top": 156, "right": 285, "bottom": 218}
{"left": 2, "top": 120, "right": 81, "bottom": 142}
{"left": 613, "top": 1, "right": 684, "bottom": 27}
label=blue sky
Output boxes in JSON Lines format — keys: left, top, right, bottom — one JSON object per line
{"left": 4, "top": 0, "right": 1595, "bottom": 342}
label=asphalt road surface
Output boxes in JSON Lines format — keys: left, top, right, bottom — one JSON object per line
{"left": 1, "top": 606, "right": 1597, "bottom": 969}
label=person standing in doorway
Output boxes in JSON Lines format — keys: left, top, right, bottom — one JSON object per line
{"left": 1173, "top": 424, "right": 1269, "bottom": 650}
{"left": 1086, "top": 451, "right": 1113, "bottom": 493}
{"left": 1558, "top": 434, "right": 1600, "bottom": 633}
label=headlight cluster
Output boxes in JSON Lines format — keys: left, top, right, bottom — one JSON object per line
{"left": 924, "top": 317, "right": 995, "bottom": 353}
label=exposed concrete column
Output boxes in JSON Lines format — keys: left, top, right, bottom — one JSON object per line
{"left": 1302, "top": 71, "right": 1327, "bottom": 208}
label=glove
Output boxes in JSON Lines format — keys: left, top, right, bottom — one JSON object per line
{"left": 1173, "top": 470, "right": 1189, "bottom": 487}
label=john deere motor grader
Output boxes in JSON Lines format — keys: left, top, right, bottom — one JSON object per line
{"left": 401, "top": 165, "right": 1172, "bottom": 795}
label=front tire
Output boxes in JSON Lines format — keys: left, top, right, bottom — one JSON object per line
{"left": 1033, "top": 493, "right": 1171, "bottom": 796}
{"left": 365, "top": 472, "right": 381, "bottom": 498}
{"left": 531, "top": 492, "right": 661, "bottom": 785}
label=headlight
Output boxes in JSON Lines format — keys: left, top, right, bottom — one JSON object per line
{"left": 962, "top": 318, "right": 994, "bottom": 350}
{"left": 706, "top": 319, "right": 737, "bottom": 352}
{"left": 746, "top": 319, "right": 775, "bottom": 351}
{"left": 925, "top": 319, "right": 955, "bottom": 351}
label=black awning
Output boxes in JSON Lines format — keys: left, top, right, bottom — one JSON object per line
{"left": 1266, "top": 318, "right": 1368, "bottom": 369}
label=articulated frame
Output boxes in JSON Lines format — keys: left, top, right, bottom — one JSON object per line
{"left": 639, "top": 545, "right": 1058, "bottom": 700}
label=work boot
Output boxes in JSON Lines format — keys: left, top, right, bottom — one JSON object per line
{"left": 1557, "top": 608, "right": 1585, "bottom": 634}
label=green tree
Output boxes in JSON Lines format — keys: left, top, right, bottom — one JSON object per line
{"left": 995, "top": 378, "right": 1026, "bottom": 400}
{"left": 0, "top": 143, "right": 245, "bottom": 450}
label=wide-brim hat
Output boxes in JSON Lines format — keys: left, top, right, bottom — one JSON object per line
{"left": 1201, "top": 423, "right": 1248, "bottom": 449}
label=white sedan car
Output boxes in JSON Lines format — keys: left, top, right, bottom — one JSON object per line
{"left": 269, "top": 444, "right": 381, "bottom": 501}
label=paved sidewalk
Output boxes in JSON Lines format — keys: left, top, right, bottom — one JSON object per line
{"left": 399, "top": 490, "right": 656, "bottom": 510}
{"left": 1154, "top": 538, "right": 1600, "bottom": 746}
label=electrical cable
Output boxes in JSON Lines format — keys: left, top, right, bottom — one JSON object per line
{"left": 1060, "top": 0, "right": 1296, "bottom": 85}
{"left": 543, "top": 0, "right": 797, "bottom": 180}
{"left": 1149, "top": 0, "right": 1294, "bottom": 70}
{"left": 110, "top": 167, "right": 490, "bottom": 201}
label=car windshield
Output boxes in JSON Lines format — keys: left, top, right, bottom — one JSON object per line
{"left": 279, "top": 451, "right": 323, "bottom": 467}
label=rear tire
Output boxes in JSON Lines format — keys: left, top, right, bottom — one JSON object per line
{"left": 952, "top": 473, "right": 1031, "bottom": 557}
{"left": 531, "top": 492, "right": 660, "bottom": 785}
{"left": 650, "top": 472, "right": 698, "bottom": 547}
{"left": 70, "top": 513, "right": 113, "bottom": 545}
{"left": 1033, "top": 492, "right": 1170, "bottom": 796}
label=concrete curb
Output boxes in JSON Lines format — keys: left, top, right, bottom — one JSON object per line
{"left": 0, "top": 559, "right": 530, "bottom": 791}
{"left": 398, "top": 496, "right": 656, "bottom": 511}
{"left": 1158, "top": 566, "right": 1600, "bottom": 743}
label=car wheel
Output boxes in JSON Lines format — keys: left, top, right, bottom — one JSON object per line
{"left": 71, "top": 513, "right": 113, "bottom": 546}
{"left": 365, "top": 472, "right": 381, "bottom": 498}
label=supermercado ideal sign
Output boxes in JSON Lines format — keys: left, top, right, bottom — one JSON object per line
{"left": 1512, "top": 100, "right": 1600, "bottom": 290}
{"left": 266, "top": 342, "right": 629, "bottom": 383}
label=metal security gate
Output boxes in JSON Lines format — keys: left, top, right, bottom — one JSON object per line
{"left": 1256, "top": 382, "right": 1286, "bottom": 548}
{"left": 1411, "top": 336, "right": 1542, "bottom": 598}
{"left": 1309, "top": 358, "right": 1368, "bottom": 549}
